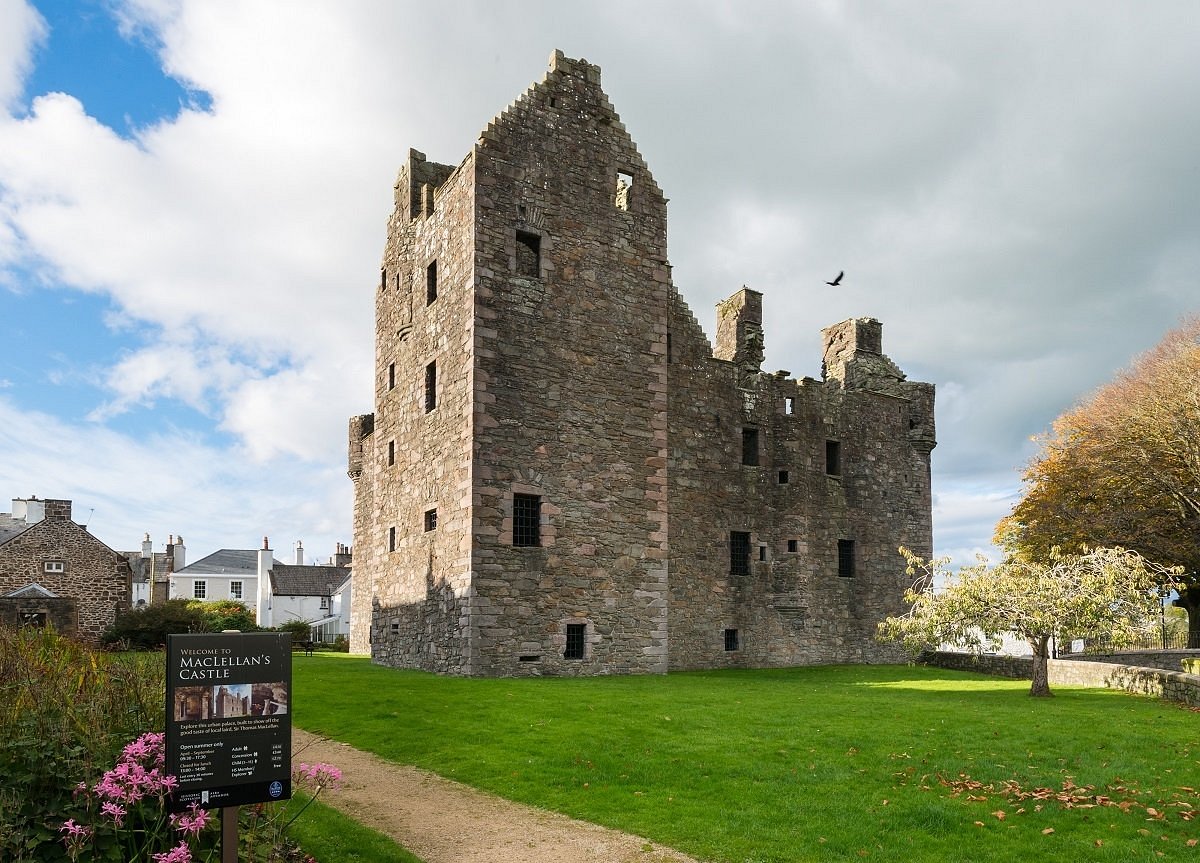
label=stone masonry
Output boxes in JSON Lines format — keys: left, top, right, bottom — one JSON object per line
{"left": 349, "top": 51, "right": 936, "bottom": 676}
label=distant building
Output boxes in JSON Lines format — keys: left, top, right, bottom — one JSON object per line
{"left": 124, "top": 533, "right": 186, "bottom": 606}
{"left": 0, "top": 496, "right": 131, "bottom": 642}
{"left": 169, "top": 542, "right": 281, "bottom": 613}
{"left": 348, "top": 52, "right": 935, "bottom": 676}
{"left": 266, "top": 543, "right": 352, "bottom": 643}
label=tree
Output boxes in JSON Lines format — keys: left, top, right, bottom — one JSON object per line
{"left": 996, "top": 318, "right": 1200, "bottom": 646}
{"left": 877, "top": 546, "right": 1179, "bottom": 696}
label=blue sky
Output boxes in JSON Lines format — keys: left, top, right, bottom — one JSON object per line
{"left": 1, "top": 0, "right": 1197, "bottom": 568}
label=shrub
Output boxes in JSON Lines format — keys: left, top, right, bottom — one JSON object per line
{"left": 102, "top": 600, "right": 207, "bottom": 649}
{"left": 189, "top": 599, "right": 258, "bottom": 634}
{"left": 275, "top": 619, "right": 312, "bottom": 641}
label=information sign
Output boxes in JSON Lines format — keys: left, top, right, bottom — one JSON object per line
{"left": 165, "top": 632, "right": 292, "bottom": 812}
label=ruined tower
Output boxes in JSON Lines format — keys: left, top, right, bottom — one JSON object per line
{"left": 349, "top": 51, "right": 935, "bottom": 675}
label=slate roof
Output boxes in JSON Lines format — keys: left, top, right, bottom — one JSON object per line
{"left": 175, "top": 549, "right": 283, "bottom": 576}
{"left": 0, "top": 515, "right": 30, "bottom": 546}
{"left": 269, "top": 564, "right": 350, "bottom": 597}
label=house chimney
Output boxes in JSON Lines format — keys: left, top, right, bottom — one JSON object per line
{"left": 141, "top": 533, "right": 153, "bottom": 559}
{"left": 169, "top": 535, "right": 185, "bottom": 571}
{"left": 294, "top": 540, "right": 304, "bottom": 565}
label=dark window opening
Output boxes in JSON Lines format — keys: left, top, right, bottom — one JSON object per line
{"left": 742, "top": 428, "right": 760, "bottom": 466}
{"left": 516, "top": 230, "right": 540, "bottom": 277}
{"left": 826, "top": 440, "right": 841, "bottom": 476}
{"left": 666, "top": 332, "right": 673, "bottom": 363}
{"left": 758, "top": 545, "right": 767, "bottom": 562}
{"left": 426, "top": 260, "right": 438, "bottom": 304}
{"left": 724, "top": 628, "right": 739, "bottom": 651}
{"left": 564, "top": 623, "right": 586, "bottom": 660}
{"left": 787, "top": 539, "right": 798, "bottom": 553}
{"left": 615, "top": 171, "right": 633, "bottom": 210}
{"left": 730, "top": 531, "right": 751, "bottom": 576}
{"left": 838, "top": 539, "right": 855, "bottom": 578}
{"left": 20, "top": 612, "right": 47, "bottom": 628}
{"left": 513, "top": 493, "right": 542, "bottom": 547}
{"left": 424, "top": 509, "right": 437, "bottom": 532}
{"left": 387, "top": 440, "right": 395, "bottom": 466}
{"left": 424, "top": 361, "right": 437, "bottom": 412}
{"left": 518, "top": 654, "right": 541, "bottom": 662}
{"left": 380, "top": 268, "right": 386, "bottom": 292}
{"left": 387, "top": 362, "right": 395, "bottom": 391}
{"left": 388, "top": 527, "right": 396, "bottom": 552}
{"left": 778, "top": 470, "right": 789, "bottom": 484}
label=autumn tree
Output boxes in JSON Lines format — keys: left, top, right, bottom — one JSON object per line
{"left": 996, "top": 318, "right": 1200, "bottom": 646}
{"left": 877, "top": 547, "right": 1178, "bottom": 696}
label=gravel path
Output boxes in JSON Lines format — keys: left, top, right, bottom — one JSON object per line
{"left": 293, "top": 729, "right": 703, "bottom": 863}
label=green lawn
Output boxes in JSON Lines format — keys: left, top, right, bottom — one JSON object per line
{"left": 293, "top": 656, "right": 1200, "bottom": 862}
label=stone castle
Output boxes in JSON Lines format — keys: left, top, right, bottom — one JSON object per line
{"left": 348, "top": 51, "right": 935, "bottom": 675}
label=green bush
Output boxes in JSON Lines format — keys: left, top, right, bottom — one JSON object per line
{"left": 275, "top": 619, "right": 312, "bottom": 641}
{"left": 102, "top": 599, "right": 206, "bottom": 648}
{"left": 189, "top": 599, "right": 258, "bottom": 633}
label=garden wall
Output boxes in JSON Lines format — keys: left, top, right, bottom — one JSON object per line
{"left": 921, "top": 650, "right": 1200, "bottom": 708}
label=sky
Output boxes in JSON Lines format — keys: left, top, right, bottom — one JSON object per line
{"left": 0, "top": 1, "right": 1196, "bottom": 568}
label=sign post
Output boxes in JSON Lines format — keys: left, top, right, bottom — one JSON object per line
{"left": 165, "top": 632, "right": 293, "bottom": 858}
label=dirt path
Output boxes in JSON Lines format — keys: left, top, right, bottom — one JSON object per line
{"left": 293, "top": 729, "right": 702, "bottom": 863}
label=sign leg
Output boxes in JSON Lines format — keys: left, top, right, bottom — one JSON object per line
{"left": 221, "top": 805, "right": 239, "bottom": 862}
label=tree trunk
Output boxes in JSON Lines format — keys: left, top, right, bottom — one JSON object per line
{"left": 1178, "top": 587, "right": 1200, "bottom": 649}
{"left": 1028, "top": 635, "right": 1053, "bottom": 697}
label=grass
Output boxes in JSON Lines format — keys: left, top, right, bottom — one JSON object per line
{"left": 285, "top": 794, "right": 423, "bottom": 863}
{"left": 293, "top": 657, "right": 1200, "bottom": 863}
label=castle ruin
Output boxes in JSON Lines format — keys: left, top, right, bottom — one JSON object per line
{"left": 348, "top": 51, "right": 935, "bottom": 675}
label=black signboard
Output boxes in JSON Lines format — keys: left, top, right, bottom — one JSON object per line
{"left": 165, "top": 632, "right": 292, "bottom": 812}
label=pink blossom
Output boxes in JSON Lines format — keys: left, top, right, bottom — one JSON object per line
{"left": 293, "top": 762, "right": 343, "bottom": 791}
{"left": 59, "top": 819, "right": 91, "bottom": 838}
{"left": 99, "top": 800, "right": 127, "bottom": 826}
{"left": 170, "top": 802, "right": 210, "bottom": 837}
{"left": 152, "top": 841, "right": 193, "bottom": 863}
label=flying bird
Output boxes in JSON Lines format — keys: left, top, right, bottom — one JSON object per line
{"left": 826, "top": 271, "right": 844, "bottom": 287}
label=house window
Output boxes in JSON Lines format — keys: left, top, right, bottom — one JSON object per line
{"left": 426, "top": 260, "right": 438, "bottom": 304}
{"left": 320, "top": 597, "right": 329, "bottom": 609}
{"left": 424, "top": 508, "right": 438, "bottom": 532}
{"left": 388, "top": 527, "right": 396, "bottom": 553}
{"left": 778, "top": 470, "right": 789, "bottom": 484}
{"left": 724, "top": 628, "right": 739, "bottom": 651}
{"left": 193, "top": 580, "right": 207, "bottom": 599}
{"left": 826, "top": 440, "right": 841, "bottom": 476}
{"left": 564, "top": 623, "right": 586, "bottom": 660}
{"left": 513, "top": 493, "right": 541, "bottom": 547}
{"left": 388, "top": 440, "right": 395, "bottom": 466}
{"left": 43, "top": 560, "right": 65, "bottom": 573}
{"left": 615, "top": 171, "right": 633, "bottom": 210}
{"left": 730, "top": 531, "right": 751, "bottom": 576}
{"left": 388, "top": 362, "right": 395, "bottom": 391}
{"left": 424, "top": 361, "right": 437, "bottom": 412}
{"left": 516, "top": 230, "right": 540, "bottom": 277}
{"left": 741, "top": 428, "right": 759, "bottom": 466}
{"left": 837, "top": 540, "right": 855, "bottom": 578}
{"left": 787, "top": 539, "right": 798, "bottom": 553}
{"left": 230, "top": 581, "right": 243, "bottom": 600}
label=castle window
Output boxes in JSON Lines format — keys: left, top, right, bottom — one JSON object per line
{"left": 615, "top": 171, "right": 633, "bottom": 210}
{"left": 230, "top": 581, "right": 243, "bottom": 600}
{"left": 388, "top": 527, "right": 396, "bottom": 553}
{"left": 513, "top": 493, "right": 541, "bottom": 547}
{"left": 426, "top": 260, "right": 438, "bottom": 304}
{"left": 193, "top": 580, "right": 207, "bottom": 599}
{"left": 826, "top": 440, "right": 841, "bottom": 476}
{"left": 516, "top": 230, "right": 540, "bottom": 277}
{"left": 741, "top": 428, "right": 759, "bottom": 466}
{"left": 424, "top": 509, "right": 437, "bottom": 532}
{"left": 390, "top": 620, "right": 399, "bottom": 634}
{"left": 785, "top": 396, "right": 795, "bottom": 415}
{"left": 666, "top": 332, "right": 673, "bottom": 363}
{"left": 43, "top": 560, "right": 65, "bottom": 573}
{"left": 424, "top": 361, "right": 437, "bottom": 412}
{"left": 724, "top": 628, "right": 740, "bottom": 651}
{"left": 758, "top": 544, "right": 768, "bottom": 562}
{"left": 564, "top": 623, "right": 586, "bottom": 660}
{"left": 778, "top": 470, "right": 789, "bottom": 484}
{"left": 787, "top": 539, "right": 798, "bottom": 553}
{"left": 730, "top": 531, "right": 751, "bottom": 576}
{"left": 380, "top": 268, "right": 386, "bottom": 292}
{"left": 837, "top": 540, "right": 855, "bottom": 578}
{"left": 388, "top": 440, "right": 395, "bottom": 466}
{"left": 388, "top": 363, "right": 395, "bottom": 391}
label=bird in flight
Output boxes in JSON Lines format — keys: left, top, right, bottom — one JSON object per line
{"left": 826, "top": 271, "right": 844, "bottom": 286}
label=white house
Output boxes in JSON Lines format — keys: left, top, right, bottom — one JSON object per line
{"left": 262, "top": 543, "right": 352, "bottom": 643}
{"left": 170, "top": 538, "right": 284, "bottom": 613}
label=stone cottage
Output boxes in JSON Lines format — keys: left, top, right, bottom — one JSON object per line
{"left": 348, "top": 51, "right": 935, "bottom": 676}
{"left": 0, "top": 496, "right": 131, "bottom": 642}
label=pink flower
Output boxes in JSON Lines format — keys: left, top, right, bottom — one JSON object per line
{"left": 59, "top": 819, "right": 91, "bottom": 838}
{"left": 99, "top": 800, "right": 127, "bottom": 826}
{"left": 152, "top": 841, "right": 193, "bottom": 863}
{"left": 170, "top": 802, "right": 210, "bottom": 837}
{"left": 293, "top": 762, "right": 343, "bottom": 791}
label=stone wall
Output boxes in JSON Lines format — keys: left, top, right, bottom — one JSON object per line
{"left": 922, "top": 651, "right": 1200, "bottom": 708}
{"left": 0, "top": 596, "right": 76, "bottom": 633}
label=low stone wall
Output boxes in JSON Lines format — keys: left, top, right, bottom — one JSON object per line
{"left": 1060, "top": 649, "right": 1200, "bottom": 672}
{"left": 921, "top": 650, "right": 1200, "bottom": 708}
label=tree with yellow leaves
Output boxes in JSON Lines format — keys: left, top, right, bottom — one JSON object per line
{"left": 996, "top": 318, "right": 1200, "bottom": 646}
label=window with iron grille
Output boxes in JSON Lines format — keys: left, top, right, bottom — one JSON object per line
{"left": 564, "top": 623, "right": 586, "bottom": 659}
{"left": 838, "top": 539, "right": 855, "bottom": 578}
{"left": 742, "top": 428, "right": 759, "bottom": 465}
{"left": 516, "top": 230, "right": 540, "bottom": 277}
{"left": 724, "top": 628, "right": 739, "bottom": 651}
{"left": 513, "top": 493, "right": 541, "bottom": 547}
{"left": 424, "top": 508, "right": 437, "bottom": 532}
{"left": 730, "top": 531, "right": 751, "bottom": 576}
{"left": 826, "top": 440, "right": 841, "bottom": 476}
{"left": 424, "top": 361, "right": 437, "bottom": 412}
{"left": 426, "top": 260, "right": 438, "bottom": 304}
